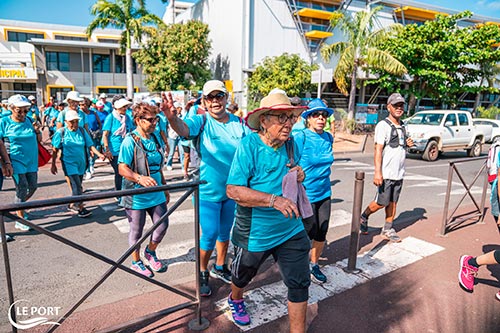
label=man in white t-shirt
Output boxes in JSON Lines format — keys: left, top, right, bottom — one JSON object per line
{"left": 359, "top": 93, "right": 414, "bottom": 242}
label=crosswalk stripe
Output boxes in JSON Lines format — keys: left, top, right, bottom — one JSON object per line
{"left": 215, "top": 236, "right": 444, "bottom": 331}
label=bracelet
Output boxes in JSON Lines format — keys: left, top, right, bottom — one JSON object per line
{"left": 136, "top": 175, "right": 142, "bottom": 183}
{"left": 269, "top": 194, "right": 277, "bottom": 208}
{"left": 4, "top": 162, "right": 11, "bottom": 165}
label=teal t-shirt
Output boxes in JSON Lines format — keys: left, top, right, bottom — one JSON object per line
{"left": 226, "top": 132, "right": 304, "bottom": 252}
{"left": 294, "top": 129, "right": 334, "bottom": 203}
{"left": 291, "top": 119, "right": 306, "bottom": 135}
{"left": 102, "top": 113, "right": 134, "bottom": 156}
{"left": 185, "top": 112, "right": 251, "bottom": 202}
{"left": 0, "top": 109, "right": 12, "bottom": 118}
{"left": 118, "top": 130, "right": 166, "bottom": 210}
{"left": 44, "top": 107, "right": 59, "bottom": 131}
{"left": 56, "top": 108, "right": 88, "bottom": 128}
{"left": 28, "top": 105, "right": 40, "bottom": 122}
{"left": 0, "top": 117, "right": 38, "bottom": 174}
{"left": 155, "top": 112, "right": 167, "bottom": 138}
{"left": 52, "top": 127, "right": 94, "bottom": 176}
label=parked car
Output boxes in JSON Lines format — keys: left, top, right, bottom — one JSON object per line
{"left": 472, "top": 118, "right": 500, "bottom": 143}
{"left": 405, "top": 110, "right": 486, "bottom": 161}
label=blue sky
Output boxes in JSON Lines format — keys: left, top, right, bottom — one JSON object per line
{"left": 0, "top": 0, "right": 499, "bottom": 27}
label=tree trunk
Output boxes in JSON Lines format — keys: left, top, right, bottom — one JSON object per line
{"left": 347, "top": 64, "right": 358, "bottom": 134}
{"left": 408, "top": 93, "right": 417, "bottom": 115}
{"left": 126, "top": 48, "right": 134, "bottom": 99}
{"left": 473, "top": 92, "right": 481, "bottom": 113}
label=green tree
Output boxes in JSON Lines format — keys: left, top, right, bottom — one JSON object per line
{"left": 87, "top": 0, "right": 164, "bottom": 98}
{"left": 133, "top": 20, "right": 211, "bottom": 91}
{"left": 321, "top": 6, "right": 407, "bottom": 123}
{"left": 375, "top": 11, "right": 500, "bottom": 112}
{"left": 247, "top": 53, "right": 318, "bottom": 109}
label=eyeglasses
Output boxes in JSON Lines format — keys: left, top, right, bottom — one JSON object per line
{"left": 311, "top": 111, "right": 329, "bottom": 118}
{"left": 14, "top": 108, "right": 29, "bottom": 114}
{"left": 141, "top": 116, "right": 159, "bottom": 123}
{"left": 204, "top": 92, "right": 226, "bottom": 101}
{"left": 266, "top": 113, "right": 298, "bottom": 124}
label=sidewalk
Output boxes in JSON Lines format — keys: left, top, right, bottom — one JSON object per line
{"left": 45, "top": 206, "right": 500, "bottom": 333}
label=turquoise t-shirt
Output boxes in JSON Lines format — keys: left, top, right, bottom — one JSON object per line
{"left": 52, "top": 127, "right": 94, "bottom": 176}
{"left": 28, "top": 105, "right": 40, "bottom": 122}
{"left": 44, "top": 107, "right": 59, "bottom": 131}
{"left": 103, "top": 101, "right": 113, "bottom": 114}
{"left": 118, "top": 130, "right": 166, "bottom": 210}
{"left": 294, "top": 129, "right": 334, "bottom": 203}
{"left": 185, "top": 112, "right": 251, "bottom": 202}
{"left": 0, "top": 117, "right": 38, "bottom": 174}
{"left": 291, "top": 119, "right": 306, "bottom": 135}
{"left": 56, "top": 108, "right": 88, "bottom": 128}
{"left": 155, "top": 113, "right": 167, "bottom": 137}
{"left": 0, "top": 109, "right": 12, "bottom": 118}
{"left": 102, "top": 113, "right": 134, "bottom": 156}
{"left": 226, "top": 132, "right": 304, "bottom": 252}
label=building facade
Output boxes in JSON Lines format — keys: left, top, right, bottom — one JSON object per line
{"left": 0, "top": 19, "right": 147, "bottom": 104}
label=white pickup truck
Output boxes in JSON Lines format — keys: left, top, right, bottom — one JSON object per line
{"left": 405, "top": 110, "right": 485, "bottom": 161}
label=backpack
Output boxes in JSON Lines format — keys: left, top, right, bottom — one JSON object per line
{"left": 383, "top": 118, "right": 406, "bottom": 149}
{"left": 487, "top": 141, "right": 500, "bottom": 183}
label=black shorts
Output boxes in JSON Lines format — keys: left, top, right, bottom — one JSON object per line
{"left": 231, "top": 230, "right": 311, "bottom": 303}
{"left": 182, "top": 145, "right": 191, "bottom": 154}
{"left": 375, "top": 179, "right": 403, "bottom": 206}
{"left": 302, "top": 196, "right": 331, "bottom": 242}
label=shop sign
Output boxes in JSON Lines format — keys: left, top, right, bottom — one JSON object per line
{"left": 0, "top": 68, "right": 37, "bottom": 80}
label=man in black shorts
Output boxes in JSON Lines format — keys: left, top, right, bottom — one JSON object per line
{"left": 359, "top": 93, "right": 414, "bottom": 242}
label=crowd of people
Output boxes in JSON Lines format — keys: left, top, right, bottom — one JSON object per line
{"left": 0, "top": 82, "right": 498, "bottom": 332}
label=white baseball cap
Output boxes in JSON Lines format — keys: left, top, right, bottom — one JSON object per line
{"left": 202, "top": 80, "right": 227, "bottom": 96}
{"left": 65, "top": 91, "right": 84, "bottom": 102}
{"left": 65, "top": 110, "right": 81, "bottom": 121}
{"left": 114, "top": 98, "right": 132, "bottom": 109}
{"left": 8, "top": 94, "right": 31, "bottom": 107}
{"left": 96, "top": 101, "right": 104, "bottom": 108}
{"left": 99, "top": 93, "right": 108, "bottom": 99}
{"left": 28, "top": 95, "right": 36, "bottom": 101}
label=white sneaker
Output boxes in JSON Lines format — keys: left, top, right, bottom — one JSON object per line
{"left": 84, "top": 172, "right": 92, "bottom": 180}
{"left": 166, "top": 166, "right": 173, "bottom": 171}
{"left": 90, "top": 166, "right": 95, "bottom": 175}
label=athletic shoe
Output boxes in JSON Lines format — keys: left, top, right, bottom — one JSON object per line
{"left": 84, "top": 172, "right": 92, "bottom": 180}
{"left": 227, "top": 293, "right": 250, "bottom": 326}
{"left": 89, "top": 166, "right": 95, "bottom": 175}
{"left": 381, "top": 228, "right": 401, "bottom": 242}
{"left": 199, "top": 271, "right": 212, "bottom": 297}
{"left": 131, "top": 260, "right": 153, "bottom": 278}
{"left": 360, "top": 214, "right": 369, "bottom": 234}
{"left": 209, "top": 264, "right": 232, "bottom": 284}
{"left": 183, "top": 174, "right": 190, "bottom": 181}
{"left": 0, "top": 234, "right": 14, "bottom": 243}
{"left": 458, "top": 255, "right": 478, "bottom": 292}
{"left": 166, "top": 166, "right": 173, "bottom": 171}
{"left": 77, "top": 208, "right": 92, "bottom": 218}
{"left": 68, "top": 204, "right": 79, "bottom": 213}
{"left": 311, "top": 264, "right": 327, "bottom": 284}
{"left": 144, "top": 247, "right": 166, "bottom": 272}
{"left": 15, "top": 222, "right": 31, "bottom": 232}
{"left": 496, "top": 290, "right": 500, "bottom": 301}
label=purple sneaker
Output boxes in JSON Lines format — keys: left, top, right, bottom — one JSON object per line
{"left": 496, "top": 290, "right": 500, "bottom": 302}
{"left": 144, "top": 247, "right": 166, "bottom": 272}
{"left": 131, "top": 260, "right": 153, "bottom": 278}
{"left": 227, "top": 293, "right": 250, "bottom": 326}
{"left": 458, "top": 255, "right": 478, "bottom": 292}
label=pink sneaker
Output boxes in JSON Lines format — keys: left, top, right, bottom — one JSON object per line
{"left": 144, "top": 247, "right": 166, "bottom": 272}
{"left": 131, "top": 260, "right": 153, "bottom": 278}
{"left": 496, "top": 290, "right": 500, "bottom": 302}
{"left": 458, "top": 255, "right": 478, "bottom": 292}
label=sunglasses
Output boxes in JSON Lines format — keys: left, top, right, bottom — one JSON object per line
{"left": 14, "top": 108, "right": 29, "bottom": 114}
{"left": 311, "top": 111, "right": 329, "bottom": 118}
{"left": 205, "top": 92, "right": 226, "bottom": 101}
{"left": 141, "top": 116, "right": 159, "bottom": 123}
{"left": 266, "top": 113, "right": 298, "bottom": 124}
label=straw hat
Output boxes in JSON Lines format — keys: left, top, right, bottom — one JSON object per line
{"left": 245, "top": 92, "right": 307, "bottom": 130}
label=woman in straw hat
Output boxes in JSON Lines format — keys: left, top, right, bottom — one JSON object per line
{"left": 294, "top": 98, "right": 334, "bottom": 284}
{"left": 161, "top": 80, "right": 251, "bottom": 297}
{"left": 224, "top": 91, "right": 311, "bottom": 330}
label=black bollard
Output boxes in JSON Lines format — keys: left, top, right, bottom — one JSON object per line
{"left": 345, "top": 171, "right": 364, "bottom": 274}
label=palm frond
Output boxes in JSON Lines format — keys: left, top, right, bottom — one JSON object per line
{"left": 334, "top": 46, "right": 355, "bottom": 95}
{"left": 365, "top": 48, "right": 407, "bottom": 75}
{"left": 321, "top": 41, "right": 350, "bottom": 62}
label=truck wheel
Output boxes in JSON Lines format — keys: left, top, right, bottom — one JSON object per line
{"left": 422, "top": 140, "right": 439, "bottom": 161}
{"left": 467, "top": 139, "right": 482, "bottom": 157}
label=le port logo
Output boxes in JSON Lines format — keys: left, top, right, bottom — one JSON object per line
{"left": 8, "top": 300, "right": 61, "bottom": 330}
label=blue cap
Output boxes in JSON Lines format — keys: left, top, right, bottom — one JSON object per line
{"left": 301, "top": 98, "right": 334, "bottom": 119}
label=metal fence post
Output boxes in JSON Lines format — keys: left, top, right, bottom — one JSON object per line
{"left": 188, "top": 186, "right": 209, "bottom": 331}
{"left": 345, "top": 171, "right": 364, "bottom": 274}
{"left": 0, "top": 214, "right": 17, "bottom": 333}
{"left": 440, "top": 162, "right": 454, "bottom": 236}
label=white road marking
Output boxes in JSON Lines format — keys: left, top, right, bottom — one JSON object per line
{"left": 215, "top": 236, "right": 444, "bottom": 331}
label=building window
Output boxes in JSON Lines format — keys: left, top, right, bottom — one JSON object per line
{"left": 7, "top": 31, "right": 44, "bottom": 42}
{"left": 97, "top": 38, "right": 120, "bottom": 44}
{"left": 54, "top": 35, "right": 88, "bottom": 41}
{"left": 115, "top": 55, "right": 137, "bottom": 74}
{"left": 13, "top": 83, "right": 36, "bottom": 93}
{"left": 93, "top": 54, "right": 111, "bottom": 73}
{"left": 46, "top": 52, "right": 70, "bottom": 71}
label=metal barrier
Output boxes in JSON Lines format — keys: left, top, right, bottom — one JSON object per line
{"left": 345, "top": 171, "right": 364, "bottom": 273}
{"left": 441, "top": 156, "right": 489, "bottom": 235}
{"left": 0, "top": 180, "right": 210, "bottom": 332}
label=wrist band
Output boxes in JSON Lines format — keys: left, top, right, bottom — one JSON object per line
{"left": 136, "top": 175, "right": 142, "bottom": 183}
{"left": 269, "top": 194, "right": 277, "bottom": 208}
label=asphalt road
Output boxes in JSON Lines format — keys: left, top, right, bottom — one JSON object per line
{"left": 0, "top": 145, "right": 489, "bottom": 331}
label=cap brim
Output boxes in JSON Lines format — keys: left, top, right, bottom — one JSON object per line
{"left": 13, "top": 102, "right": 31, "bottom": 107}
{"left": 301, "top": 106, "right": 334, "bottom": 119}
{"left": 245, "top": 105, "right": 307, "bottom": 130}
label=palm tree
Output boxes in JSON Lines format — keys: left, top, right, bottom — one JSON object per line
{"left": 87, "top": 0, "right": 164, "bottom": 99}
{"left": 321, "top": 6, "right": 407, "bottom": 123}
